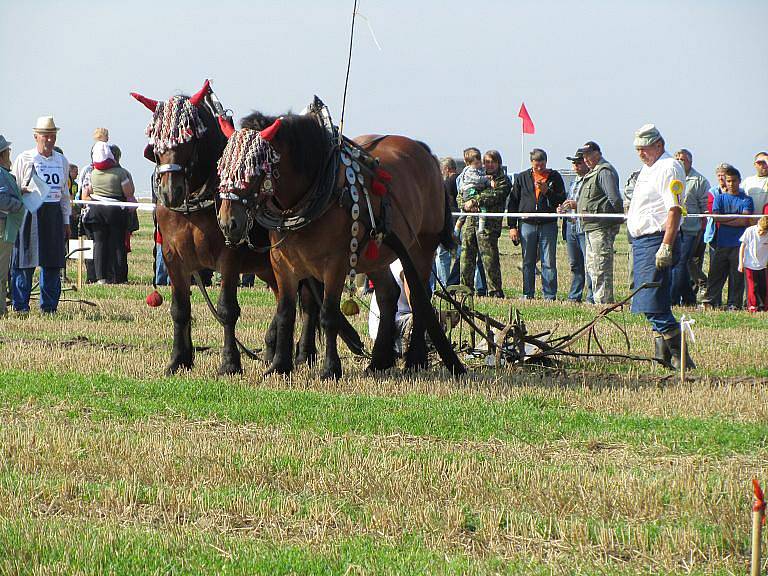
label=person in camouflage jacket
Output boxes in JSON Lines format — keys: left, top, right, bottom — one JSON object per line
{"left": 459, "top": 150, "right": 511, "bottom": 297}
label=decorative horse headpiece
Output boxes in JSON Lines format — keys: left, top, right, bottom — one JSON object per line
{"left": 130, "top": 80, "right": 211, "bottom": 154}
{"left": 217, "top": 119, "right": 282, "bottom": 193}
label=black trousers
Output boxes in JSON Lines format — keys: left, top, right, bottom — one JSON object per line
{"left": 704, "top": 246, "right": 744, "bottom": 308}
{"left": 87, "top": 206, "right": 127, "bottom": 283}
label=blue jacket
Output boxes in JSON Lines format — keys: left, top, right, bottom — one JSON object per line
{"left": 0, "top": 166, "right": 25, "bottom": 243}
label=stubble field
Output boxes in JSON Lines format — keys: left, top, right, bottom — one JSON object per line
{"left": 1, "top": 211, "right": 767, "bottom": 575}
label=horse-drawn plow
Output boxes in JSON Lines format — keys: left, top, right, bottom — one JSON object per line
{"left": 430, "top": 281, "right": 663, "bottom": 371}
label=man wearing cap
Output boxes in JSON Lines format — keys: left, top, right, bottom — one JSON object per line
{"left": 557, "top": 151, "right": 592, "bottom": 303}
{"left": 742, "top": 152, "right": 768, "bottom": 215}
{"left": 506, "top": 148, "right": 566, "bottom": 300}
{"left": 670, "top": 149, "right": 709, "bottom": 306}
{"left": 0, "top": 136, "right": 26, "bottom": 316}
{"left": 10, "top": 116, "right": 72, "bottom": 313}
{"left": 576, "top": 141, "right": 623, "bottom": 304}
{"left": 627, "top": 124, "right": 693, "bottom": 370}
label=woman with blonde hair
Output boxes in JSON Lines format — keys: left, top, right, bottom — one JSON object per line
{"left": 738, "top": 215, "right": 768, "bottom": 311}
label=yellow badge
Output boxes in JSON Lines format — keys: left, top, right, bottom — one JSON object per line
{"left": 669, "top": 179, "right": 687, "bottom": 215}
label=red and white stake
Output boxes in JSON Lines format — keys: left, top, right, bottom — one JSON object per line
{"left": 752, "top": 479, "right": 766, "bottom": 576}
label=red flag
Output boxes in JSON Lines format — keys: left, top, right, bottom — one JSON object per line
{"left": 518, "top": 102, "right": 535, "bottom": 135}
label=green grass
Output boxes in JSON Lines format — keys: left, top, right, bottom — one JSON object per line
{"left": 2, "top": 369, "right": 766, "bottom": 456}
{"left": 0, "top": 516, "right": 736, "bottom": 576}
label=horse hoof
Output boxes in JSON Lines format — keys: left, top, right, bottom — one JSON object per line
{"left": 404, "top": 360, "right": 429, "bottom": 372}
{"left": 320, "top": 364, "right": 342, "bottom": 381}
{"left": 295, "top": 353, "right": 317, "bottom": 367}
{"left": 264, "top": 362, "right": 292, "bottom": 377}
{"left": 364, "top": 358, "right": 396, "bottom": 374}
{"left": 217, "top": 363, "right": 243, "bottom": 376}
{"left": 165, "top": 361, "right": 192, "bottom": 376}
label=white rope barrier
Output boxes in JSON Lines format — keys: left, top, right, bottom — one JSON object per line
{"left": 73, "top": 199, "right": 156, "bottom": 211}
{"left": 70, "top": 201, "right": 765, "bottom": 221}
{"left": 452, "top": 211, "right": 766, "bottom": 220}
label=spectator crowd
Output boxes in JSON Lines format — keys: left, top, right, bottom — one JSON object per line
{"left": 438, "top": 134, "right": 768, "bottom": 314}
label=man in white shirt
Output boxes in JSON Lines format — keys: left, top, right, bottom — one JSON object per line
{"left": 368, "top": 259, "right": 413, "bottom": 357}
{"left": 11, "top": 116, "right": 71, "bottom": 313}
{"left": 627, "top": 124, "right": 693, "bottom": 370}
{"left": 742, "top": 152, "right": 768, "bottom": 215}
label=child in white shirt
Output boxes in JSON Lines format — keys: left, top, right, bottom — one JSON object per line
{"left": 738, "top": 216, "right": 768, "bottom": 311}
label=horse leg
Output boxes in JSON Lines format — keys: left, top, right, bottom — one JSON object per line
{"left": 295, "top": 279, "right": 319, "bottom": 367}
{"left": 166, "top": 272, "right": 194, "bottom": 375}
{"left": 264, "top": 313, "right": 277, "bottom": 365}
{"left": 403, "top": 246, "right": 434, "bottom": 371}
{"left": 319, "top": 274, "right": 346, "bottom": 381}
{"left": 365, "top": 268, "right": 399, "bottom": 373}
{"left": 216, "top": 270, "right": 242, "bottom": 376}
{"left": 265, "top": 275, "right": 298, "bottom": 376}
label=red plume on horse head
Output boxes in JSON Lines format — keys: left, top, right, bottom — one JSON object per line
{"left": 259, "top": 118, "right": 282, "bottom": 142}
{"left": 218, "top": 116, "right": 236, "bottom": 139}
{"left": 130, "top": 92, "right": 158, "bottom": 112}
{"left": 189, "top": 79, "right": 211, "bottom": 107}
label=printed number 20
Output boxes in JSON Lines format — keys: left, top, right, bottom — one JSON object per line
{"left": 43, "top": 173, "right": 60, "bottom": 185}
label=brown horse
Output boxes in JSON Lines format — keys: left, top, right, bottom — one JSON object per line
{"left": 216, "top": 105, "right": 464, "bottom": 379}
{"left": 131, "top": 83, "right": 350, "bottom": 375}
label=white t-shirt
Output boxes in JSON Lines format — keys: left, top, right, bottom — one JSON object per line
{"left": 739, "top": 225, "right": 768, "bottom": 270}
{"left": 627, "top": 152, "right": 686, "bottom": 237}
{"left": 11, "top": 148, "right": 71, "bottom": 222}
{"left": 368, "top": 259, "right": 411, "bottom": 340}
{"left": 742, "top": 175, "right": 768, "bottom": 215}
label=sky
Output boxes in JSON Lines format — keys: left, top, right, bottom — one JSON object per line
{"left": 2, "top": 0, "right": 766, "bottom": 195}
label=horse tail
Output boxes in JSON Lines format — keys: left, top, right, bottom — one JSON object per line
{"left": 382, "top": 233, "right": 466, "bottom": 376}
{"left": 414, "top": 140, "right": 455, "bottom": 252}
{"left": 439, "top": 187, "right": 456, "bottom": 251}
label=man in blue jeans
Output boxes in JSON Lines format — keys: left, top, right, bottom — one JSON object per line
{"left": 627, "top": 124, "right": 693, "bottom": 370}
{"left": 11, "top": 116, "right": 72, "bottom": 313}
{"left": 506, "top": 149, "right": 566, "bottom": 300}
{"left": 559, "top": 151, "right": 593, "bottom": 303}
{"left": 669, "top": 149, "right": 709, "bottom": 306}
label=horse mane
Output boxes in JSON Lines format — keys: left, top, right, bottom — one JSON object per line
{"left": 241, "top": 111, "right": 328, "bottom": 182}
{"left": 186, "top": 96, "right": 227, "bottom": 184}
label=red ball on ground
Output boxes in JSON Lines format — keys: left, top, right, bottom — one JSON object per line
{"left": 146, "top": 290, "right": 163, "bottom": 307}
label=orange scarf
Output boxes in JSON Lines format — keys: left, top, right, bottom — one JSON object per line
{"left": 533, "top": 170, "right": 550, "bottom": 201}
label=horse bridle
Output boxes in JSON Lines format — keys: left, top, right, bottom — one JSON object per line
{"left": 217, "top": 173, "right": 285, "bottom": 253}
{"left": 151, "top": 138, "right": 216, "bottom": 214}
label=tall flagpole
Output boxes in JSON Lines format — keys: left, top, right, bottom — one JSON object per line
{"left": 520, "top": 131, "right": 525, "bottom": 171}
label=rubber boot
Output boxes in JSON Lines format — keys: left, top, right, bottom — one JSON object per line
{"left": 663, "top": 329, "right": 696, "bottom": 370}
{"left": 653, "top": 332, "right": 673, "bottom": 369}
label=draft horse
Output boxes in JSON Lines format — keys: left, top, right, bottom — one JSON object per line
{"left": 131, "top": 82, "right": 352, "bottom": 375}
{"left": 216, "top": 101, "right": 465, "bottom": 379}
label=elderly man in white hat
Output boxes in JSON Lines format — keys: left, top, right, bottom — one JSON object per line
{"left": 627, "top": 124, "right": 694, "bottom": 370}
{"left": 0, "top": 135, "right": 26, "bottom": 316}
{"left": 10, "top": 116, "right": 72, "bottom": 313}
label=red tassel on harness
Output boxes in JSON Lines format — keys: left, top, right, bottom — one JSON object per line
{"left": 146, "top": 290, "right": 163, "bottom": 307}
{"left": 375, "top": 167, "right": 392, "bottom": 182}
{"left": 259, "top": 118, "right": 282, "bottom": 141}
{"left": 371, "top": 180, "right": 387, "bottom": 196}
{"left": 218, "top": 116, "right": 235, "bottom": 139}
{"left": 364, "top": 240, "right": 380, "bottom": 260}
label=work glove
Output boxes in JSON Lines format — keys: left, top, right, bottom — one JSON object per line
{"left": 655, "top": 243, "right": 674, "bottom": 269}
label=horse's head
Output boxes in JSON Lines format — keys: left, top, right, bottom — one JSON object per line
{"left": 215, "top": 118, "right": 282, "bottom": 246}
{"left": 131, "top": 80, "right": 226, "bottom": 209}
